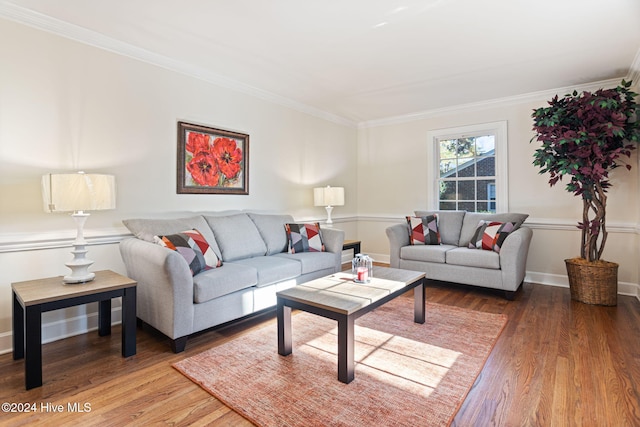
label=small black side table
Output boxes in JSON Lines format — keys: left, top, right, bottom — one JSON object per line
{"left": 342, "top": 239, "right": 361, "bottom": 256}
{"left": 12, "top": 270, "right": 137, "bottom": 389}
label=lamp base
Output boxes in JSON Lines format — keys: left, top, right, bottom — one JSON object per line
{"left": 63, "top": 212, "right": 96, "bottom": 284}
{"left": 325, "top": 206, "right": 334, "bottom": 225}
{"left": 63, "top": 272, "right": 95, "bottom": 284}
{"left": 64, "top": 245, "right": 96, "bottom": 283}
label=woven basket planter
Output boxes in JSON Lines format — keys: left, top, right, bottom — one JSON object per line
{"left": 565, "top": 258, "right": 618, "bottom": 306}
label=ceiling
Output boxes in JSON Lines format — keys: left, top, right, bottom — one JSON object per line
{"left": 2, "top": 0, "right": 640, "bottom": 125}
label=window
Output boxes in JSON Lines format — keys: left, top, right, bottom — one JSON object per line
{"left": 427, "top": 121, "right": 508, "bottom": 212}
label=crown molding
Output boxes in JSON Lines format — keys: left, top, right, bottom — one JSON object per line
{"left": 358, "top": 77, "right": 627, "bottom": 129}
{"left": 0, "top": 1, "right": 357, "bottom": 128}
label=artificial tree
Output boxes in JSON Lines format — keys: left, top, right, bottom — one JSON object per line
{"left": 531, "top": 80, "right": 640, "bottom": 304}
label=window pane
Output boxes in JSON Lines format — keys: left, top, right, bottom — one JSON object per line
{"left": 458, "top": 202, "right": 475, "bottom": 212}
{"left": 477, "top": 156, "right": 495, "bottom": 177}
{"left": 457, "top": 137, "right": 475, "bottom": 158}
{"left": 440, "top": 160, "right": 456, "bottom": 177}
{"left": 439, "top": 140, "right": 457, "bottom": 160}
{"left": 475, "top": 135, "right": 495, "bottom": 155}
{"left": 439, "top": 181, "right": 456, "bottom": 200}
{"left": 457, "top": 161, "right": 476, "bottom": 177}
{"left": 458, "top": 180, "right": 475, "bottom": 200}
{"left": 439, "top": 201, "right": 457, "bottom": 210}
{"left": 477, "top": 202, "right": 496, "bottom": 213}
{"left": 476, "top": 179, "right": 495, "bottom": 200}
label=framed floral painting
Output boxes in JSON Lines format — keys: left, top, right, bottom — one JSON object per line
{"left": 177, "top": 121, "right": 249, "bottom": 194}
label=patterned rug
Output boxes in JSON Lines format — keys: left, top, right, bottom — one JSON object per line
{"left": 173, "top": 297, "right": 507, "bottom": 427}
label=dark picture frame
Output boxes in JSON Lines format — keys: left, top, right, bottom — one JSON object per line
{"left": 177, "top": 121, "right": 249, "bottom": 195}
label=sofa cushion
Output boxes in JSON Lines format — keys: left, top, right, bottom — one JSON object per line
{"left": 445, "top": 247, "right": 501, "bottom": 269}
{"left": 459, "top": 212, "right": 529, "bottom": 247}
{"left": 204, "top": 213, "right": 267, "bottom": 261}
{"left": 406, "top": 215, "right": 440, "bottom": 245}
{"left": 193, "top": 263, "right": 258, "bottom": 303}
{"left": 274, "top": 252, "right": 336, "bottom": 274}
{"left": 229, "top": 256, "right": 301, "bottom": 287}
{"left": 285, "top": 223, "right": 325, "bottom": 253}
{"left": 247, "top": 213, "right": 294, "bottom": 255}
{"left": 400, "top": 244, "right": 457, "bottom": 263}
{"left": 415, "top": 210, "right": 465, "bottom": 246}
{"left": 154, "top": 229, "right": 222, "bottom": 276}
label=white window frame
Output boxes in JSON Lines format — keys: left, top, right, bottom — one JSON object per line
{"left": 426, "top": 121, "right": 508, "bottom": 212}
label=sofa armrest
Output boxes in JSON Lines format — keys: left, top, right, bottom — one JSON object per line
{"left": 321, "top": 227, "right": 345, "bottom": 254}
{"left": 119, "top": 238, "right": 195, "bottom": 339}
{"left": 321, "top": 227, "right": 345, "bottom": 271}
{"left": 499, "top": 226, "right": 533, "bottom": 290}
{"left": 386, "top": 223, "right": 409, "bottom": 268}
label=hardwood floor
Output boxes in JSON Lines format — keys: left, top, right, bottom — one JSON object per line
{"left": 2, "top": 281, "right": 639, "bottom": 426}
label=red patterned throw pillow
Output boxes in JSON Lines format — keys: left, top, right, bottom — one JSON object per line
{"left": 284, "top": 223, "right": 325, "bottom": 253}
{"left": 468, "top": 220, "right": 517, "bottom": 253}
{"left": 155, "top": 229, "right": 221, "bottom": 276}
{"left": 406, "top": 214, "right": 440, "bottom": 245}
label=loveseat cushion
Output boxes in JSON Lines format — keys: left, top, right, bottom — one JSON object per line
{"left": 445, "top": 247, "right": 500, "bottom": 269}
{"left": 274, "top": 252, "right": 336, "bottom": 274}
{"left": 400, "top": 244, "right": 457, "bottom": 263}
{"left": 415, "top": 210, "right": 465, "bottom": 246}
{"left": 247, "top": 213, "right": 293, "bottom": 255}
{"left": 458, "top": 212, "right": 529, "bottom": 247}
{"left": 193, "top": 263, "right": 258, "bottom": 303}
{"left": 228, "top": 256, "right": 301, "bottom": 287}
{"left": 204, "top": 213, "right": 267, "bottom": 261}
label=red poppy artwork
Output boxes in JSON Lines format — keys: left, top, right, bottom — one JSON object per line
{"left": 177, "top": 122, "right": 249, "bottom": 194}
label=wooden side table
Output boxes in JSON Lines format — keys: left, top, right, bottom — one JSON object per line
{"left": 12, "top": 270, "right": 137, "bottom": 389}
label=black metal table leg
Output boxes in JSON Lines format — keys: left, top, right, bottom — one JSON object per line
{"left": 414, "top": 278, "right": 426, "bottom": 324}
{"left": 122, "top": 287, "right": 137, "bottom": 357}
{"left": 277, "top": 298, "right": 292, "bottom": 356}
{"left": 98, "top": 299, "right": 112, "bottom": 336}
{"left": 337, "top": 314, "right": 355, "bottom": 384}
{"left": 13, "top": 291, "right": 24, "bottom": 360}
{"left": 25, "top": 304, "right": 42, "bottom": 390}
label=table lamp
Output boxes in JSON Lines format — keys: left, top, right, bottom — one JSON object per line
{"left": 313, "top": 185, "right": 344, "bottom": 225}
{"left": 42, "top": 172, "right": 116, "bottom": 283}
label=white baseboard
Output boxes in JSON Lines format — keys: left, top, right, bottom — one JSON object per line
{"left": 526, "top": 272, "right": 639, "bottom": 297}
{"left": 359, "top": 253, "right": 640, "bottom": 299}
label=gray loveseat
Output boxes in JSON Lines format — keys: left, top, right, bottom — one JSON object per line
{"left": 386, "top": 210, "right": 532, "bottom": 299}
{"left": 120, "top": 212, "right": 344, "bottom": 352}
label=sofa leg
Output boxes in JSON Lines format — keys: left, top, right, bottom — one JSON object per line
{"left": 504, "top": 281, "right": 524, "bottom": 301}
{"left": 171, "top": 336, "right": 188, "bottom": 353}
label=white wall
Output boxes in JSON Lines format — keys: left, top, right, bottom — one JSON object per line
{"left": 1, "top": 17, "right": 638, "bottom": 355}
{"left": 356, "top": 92, "right": 640, "bottom": 295}
{"left": 0, "top": 19, "right": 358, "bottom": 353}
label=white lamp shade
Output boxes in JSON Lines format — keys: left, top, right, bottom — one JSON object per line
{"left": 42, "top": 172, "right": 116, "bottom": 213}
{"left": 313, "top": 186, "right": 344, "bottom": 207}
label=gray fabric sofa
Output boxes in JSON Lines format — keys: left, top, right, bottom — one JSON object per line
{"left": 119, "top": 212, "right": 344, "bottom": 352}
{"left": 386, "top": 210, "right": 532, "bottom": 299}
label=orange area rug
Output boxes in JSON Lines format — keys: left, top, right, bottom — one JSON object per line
{"left": 174, "top": 296, "right": 507, "bottom": 426}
